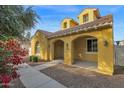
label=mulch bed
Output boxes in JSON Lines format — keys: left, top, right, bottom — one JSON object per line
{"left": 40, "top": 64, "right": 124, "bottom": 88}
{"left": 10, "top": 78, "right": 25, "bottom": 88}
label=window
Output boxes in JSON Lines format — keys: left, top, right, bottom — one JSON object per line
{"left": 87, "top": 39, "right": 98, "bottom": 53}
{"left": 35, "top": 42, "right": 40, "bottom": 54}
{"left": 63, "top": 22, "right": 67, "bottom": 28}
{"left": 83, "top": 14, "right": 89, "bottom": 23}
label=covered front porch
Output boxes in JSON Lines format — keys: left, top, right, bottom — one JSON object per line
{"left": 72, "top": 36, "right": 98, "bottom": 71}
{"left": 49, "top": 32, "right": 114, "bottom": 75}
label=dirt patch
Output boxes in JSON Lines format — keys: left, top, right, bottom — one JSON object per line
{"left": 40, "top": 64, "right": 124, "bottom": 88}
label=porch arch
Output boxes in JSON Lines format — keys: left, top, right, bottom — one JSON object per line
{"left": 72, "top": 35, "right": 98, "bottom": 69}
{"left": 53, "top": 40, "right": 64, "bottom": 59}
{"left": 71, "top": 34, "right": 98, "bottom": 42}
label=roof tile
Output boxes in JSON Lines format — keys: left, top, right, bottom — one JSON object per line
{"left": 36, "top": 14, "right": 112, "bottom": 39}
{"left": 48, "top": 14, "right": 112, "bottom": 38}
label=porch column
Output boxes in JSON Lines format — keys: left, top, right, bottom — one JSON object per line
{"left": 49, "top": 42, "right": 54, "bottom": 61}
{"left": 98, "top": 30, "right": 114, "bottom": 75}
{"left": 64, "top": 40, "right": 74, "bottom": 65}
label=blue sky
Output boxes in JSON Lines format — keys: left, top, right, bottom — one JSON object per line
{"left": 31, "top": 5, "right": 124, "bottom": 41}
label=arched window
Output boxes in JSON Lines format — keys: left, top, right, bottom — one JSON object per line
{"left": 63, "top": 22, "right": 67, "bottom": 28}
{"left": 35, "top": 41, "right": 40, "bottom": 55}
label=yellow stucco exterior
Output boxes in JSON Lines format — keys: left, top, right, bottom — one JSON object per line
{"left": 61, "top": 18, "right": 78, "bottom": 30}
{"left": 78, "top": 8, "right": 100, "bottom": 24}
{"left": 31, "top": 31, "right": 49, "bottom": 60}
{"left": 31, "top": 8, "right": 115, "bottom": 75}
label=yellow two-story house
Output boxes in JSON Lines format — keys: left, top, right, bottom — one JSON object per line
{"left": 31, "top": 8, "right": 115, "bottom": 75}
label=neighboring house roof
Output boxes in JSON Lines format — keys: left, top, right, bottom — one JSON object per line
{"left": 32, "top": 14, "right": 112, "bottom": 39}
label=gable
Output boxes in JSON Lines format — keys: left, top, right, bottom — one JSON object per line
{"left": 78, "top": 8, "right": 100, "bottom": 24}
{"left": 61, "top": 18, "right": 78, "bottom": 30}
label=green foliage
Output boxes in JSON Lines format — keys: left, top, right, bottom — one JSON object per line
{"left": 30, "top": 55, "right": 39, "bottom": 62}
{"left": 0, "top": 5, "right": 39, "bottom": 38}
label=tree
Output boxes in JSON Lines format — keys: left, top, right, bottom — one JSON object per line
{"left": 0, "top": 5, "right": 39, "bottom": 87}
{"left": 25, "top": 31, "right": 31, "bottom": 40}
{"left": 0, "top": 5, "right": 39, "bottom": 38}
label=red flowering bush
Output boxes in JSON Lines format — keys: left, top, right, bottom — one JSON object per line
{"left": 0, "top": 39, "right": 28, "bottom": 87}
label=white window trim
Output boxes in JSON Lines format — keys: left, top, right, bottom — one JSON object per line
{"left": 86, "top": 38, "right": 98, "bottom": 54}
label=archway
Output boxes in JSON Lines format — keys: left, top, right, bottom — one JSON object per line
{"left": 72, "top": 35, "right": 98, "bottom": 69}
{"left": 54, "top": 40, "right": 64, "bottom": 59}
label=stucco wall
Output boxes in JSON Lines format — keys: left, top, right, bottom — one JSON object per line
{"left": 31, "top": 31, "right": 49, "bottom": 61}
{"left": 61, "top": 19, "right": 78, "bottom": 30}
{"left": 78, "top": 9, "right": 99, "bottom": 25}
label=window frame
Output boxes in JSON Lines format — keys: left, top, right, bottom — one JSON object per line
{"left": 35, "top": 42, "right": 41, "bottom": 55}
{"left": 63, "top": 22, "right": 67, "bottom": 28}
{"left": 83, "top": 13, "right": 89, "bottom": 23}
{"left": 86, "top": 38, "right": 98, "bottom": 54}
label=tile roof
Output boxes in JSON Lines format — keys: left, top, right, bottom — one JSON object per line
{"left": 47, "top": 14, "right": 112, "bottom": 38}
{"left": 35, "top": 14, "right": 112, "bottom": 39}
{"left": 37, "top": 29, "right": 53, "bottom": 36}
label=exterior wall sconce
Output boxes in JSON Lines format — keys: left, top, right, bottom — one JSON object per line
{"left": 66, "top": 43, "right": 69, "bottom": 50}
{"left": 103, "top": 40, "right": 108, "bottom": 47}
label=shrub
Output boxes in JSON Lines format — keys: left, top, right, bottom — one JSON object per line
{"left": 30, "top": 55, "right": 39, "bottom": 62}
{"left": 0, "top": 39, "right": 28, "bottom": 87}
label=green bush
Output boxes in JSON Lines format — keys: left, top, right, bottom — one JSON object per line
{"left": 30, "top": 55, "right": 39, "bottom": 62}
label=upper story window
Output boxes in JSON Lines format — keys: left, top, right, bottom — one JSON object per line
{"left": 63, "top": 22, "right": 67, "bottom": 28}
{"left": 86, "top": 39, "right": 98, "bottom": 53}
{"left": 83, "top": 14, "right": 89, "bottom": 23}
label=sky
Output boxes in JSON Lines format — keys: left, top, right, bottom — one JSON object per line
{"left": 30, "top": 5, "right": 124, "bottom": 41}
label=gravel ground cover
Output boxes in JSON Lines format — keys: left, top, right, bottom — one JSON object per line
{"left": 40, "top": 64, "right": 124, "bottom": 88}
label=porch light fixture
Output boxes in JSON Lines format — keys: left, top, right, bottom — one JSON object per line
{"left": 66, "top": 43, "right": 69, "bottom": 50}
{"left": 103, "top": 40, "right": 108, "bottom": 47}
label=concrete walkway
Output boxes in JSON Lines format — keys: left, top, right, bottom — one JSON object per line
{"left": 34, "top": 60, "right": 63, "bottom": 71}
{"left": 18, "top": 61, "right": 65, "bottom": 88}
